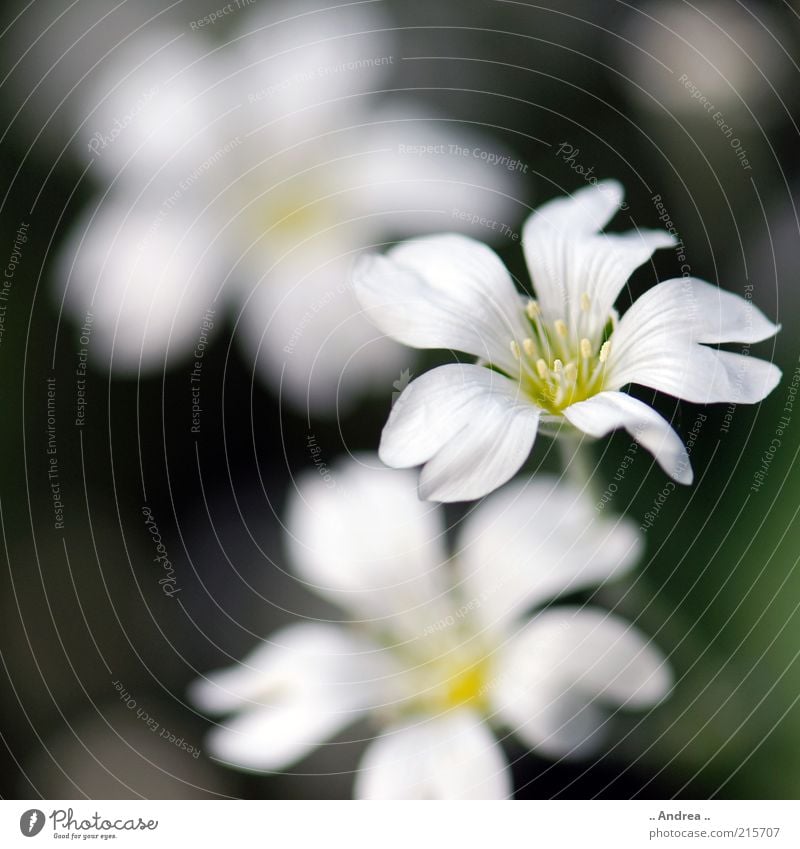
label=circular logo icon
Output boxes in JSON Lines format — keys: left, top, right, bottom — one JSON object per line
{"left": 19, "top": 810, "right": 45, "bottom": 837}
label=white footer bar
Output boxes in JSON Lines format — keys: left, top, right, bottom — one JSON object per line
{"left": 2, "top": 800, "right": 797, "bottom": 848}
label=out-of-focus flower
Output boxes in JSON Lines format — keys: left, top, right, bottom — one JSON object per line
{"left": 354, "top": 180, "right": 781, "bottom": 501}
{"left": 189, "top": 457, "right": 670, "bottom": 799}
{"left": 619, "top": 0, "right": 791, "bottom": 126}
{"left": 55, "top": 1, "right": 522, "bottom": 411}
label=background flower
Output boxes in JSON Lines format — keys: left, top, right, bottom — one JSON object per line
{"left": 190, "top": 457, "right": 670, "bottom": 798}
{"left": 53, "top": 0, "right": 523, "bottom": 412}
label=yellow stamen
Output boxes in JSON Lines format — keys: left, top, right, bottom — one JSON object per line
{"left": 564, "top": 362, "right": 578, "bottom": 381}
{"left": 510, "top": 340, "right": 521, "bottom": 360}
{"left": 599, "top": 341, "right": 611, "bottom": 363}
{"left": 536, "top": 358, "right": 549, "bottom": 379}
{"left": 526, "top": 300, "right": 541, "bottom": 319}
{"left": 580, "top": 292, "right": 591, "bottom": 312}
{"left": 522, "top": 337, "right": 536, "bottom": 357}
{"left": 553, "top": 358, "right": 563, "bottom": 373}
{"left": 555, "top": 319, "right": 568, "bottom": 338}
{"left": 580, "top": 338, "right": 592, "bottom": 359}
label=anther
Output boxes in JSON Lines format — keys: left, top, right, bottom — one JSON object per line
{"left": 522, "top": 338, "right": 536, "bottom": 357}
{"left": 580, "top": 338, "right": 592, "bottom": 359}
{"left": 599, "top": 341, "right": 611, "bottom": 363}
{"left": 555, "top": 319, "right": 568, "bottom": 338}
{"left": 553, "top": 359, "right": 564, "bottom": 373}
{"left": 526, "top": 300, "right": 541, "bottom": 319}
{"left": 564, "top": 362, "right": 578, "bottom": 381}
{"left": 510, "top": 340, "right": 521, "bottom": 360}
{"left": 536, "top": 359, "right": 549, "bottom": 379}
{"left": 580, "top": 292, "right": 591, "bottom": 312}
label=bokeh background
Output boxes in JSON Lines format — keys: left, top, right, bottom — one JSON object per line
{"left": 1, "top": 0, "right": 799, "bottom": 799}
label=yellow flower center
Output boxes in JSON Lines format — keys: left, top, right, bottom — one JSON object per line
{"left": 410, "top": 651, "right": 491, "bottom": 715}
{"left": 508, "top": 296, "right": 613, "bottom": 414}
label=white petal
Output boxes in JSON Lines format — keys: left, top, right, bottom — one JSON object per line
{"left": 78, "top": 32, "right": 225, "bottom": 184}
{"left": 607, "top": 278, "right": 781, "bottom": 402}
{"left": 611, "top": 344, "right": 781, "bottom": 406}
{"left": 354, "top": 711, "right": 512, "bottom": 799}
{"left": 353, "top": 235, "right": 529, "bottom": 373}
{"left": 523, "top": 180, "right": 676, "bottom": 337}
{"left": 380, "top": 364, "right": 541, "bottom": 502}
{"left": 563, "top": 391, "right": 692, "bottom": 484}
{"left": 340, "top": 104, "right": 523, "bottom": 239}
{"left": 206, "top": 698, "right": 357, "bottom": 773}
{"left": 188, "top": 623, "right": 380, "bottom": 713}
{"left": 491, "top": 607, "right": 671, "bottom": 758}
{"left": 189, "top": 623, "right": 388, "bottom": 771}
{"left": 286, "top": 455, "right": 451, "bottom": 633}
{"left": 235, "top": 242, "right": 409, "bottom": 415}
{"left": 225, "top": 0, "right": 393, "bottom": 143}
{"left": 55, "top": 198, "right": 225, "bottom": 373}
{"left": 454, "top": 476, "right": 643, "bottom": 633}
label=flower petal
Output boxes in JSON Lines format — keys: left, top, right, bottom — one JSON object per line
{"left": 286, "top": 456, "right": 451, "bottom": 632}
{"left": 77, "top": 32, "right": 226, "bottom": 184}
{"left": 235, "top": 241, "right": 409, "bottom": 415}
{"left": 607, "top": 278, "right": 781, "bottom": 402}
{"left": 189, "top": 623, "right": 388, "bottom": 771}
{"left": 354, "top": 711, "right": 512, "bottom": 799}
{"left": 563, "top": 390, "right": 692, "bottom": 484}
{"left": 523, "top": 181, "right": 676, "bottom": 337}
{"left": 380, "top": 364, "right": 541, "bottom": 502}
{"left": 353, "top": 235, "right": 529, "bottom": 373}
{"left": 226, "top": 0, "right": 394, "bottom": 144}
{"left": 491, "top": 607, "right": 671, "bottom": 758}
{"left": 56, "top": 198, "right": 225, "bottom": 374}
{"left": 340, "top": 103, "right": 523, "bottom": 240}
{"left": 454, "top": 476, "right": 643, "bottom": 633}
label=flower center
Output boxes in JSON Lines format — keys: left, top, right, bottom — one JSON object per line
{"left": 508, "top": 296, "right": 612, "bottom": 414}
{"left": 242, "top": 170, "right": 336, "bottom": 247}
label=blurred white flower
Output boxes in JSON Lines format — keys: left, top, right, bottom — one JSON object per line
{"left": 189, "top": 457, "right": 670, "bottom": 799}
{"left": 55, "top": 1, "right": 522, "bottom": 411}
{"left": 354, "top": 180, "right": 781, "bottom": 501}
{"left": 620, "top": 0, "right": 791, "bottom": 124}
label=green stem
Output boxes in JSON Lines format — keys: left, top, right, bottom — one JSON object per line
{"left": 556, "top": 430, "right": 602, "bottom": 503}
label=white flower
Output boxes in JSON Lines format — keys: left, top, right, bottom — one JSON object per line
{"left": 189, "top": 457, "right": 671, "bottom": 799}
{"left": 620, "top": 0, "right": 791, "bottom": 126}
{"left": 54, "top": 1, "right": 521, "bottom": 412}
{"left": 353, "top": 180, "right": 781, "bottom": 501}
